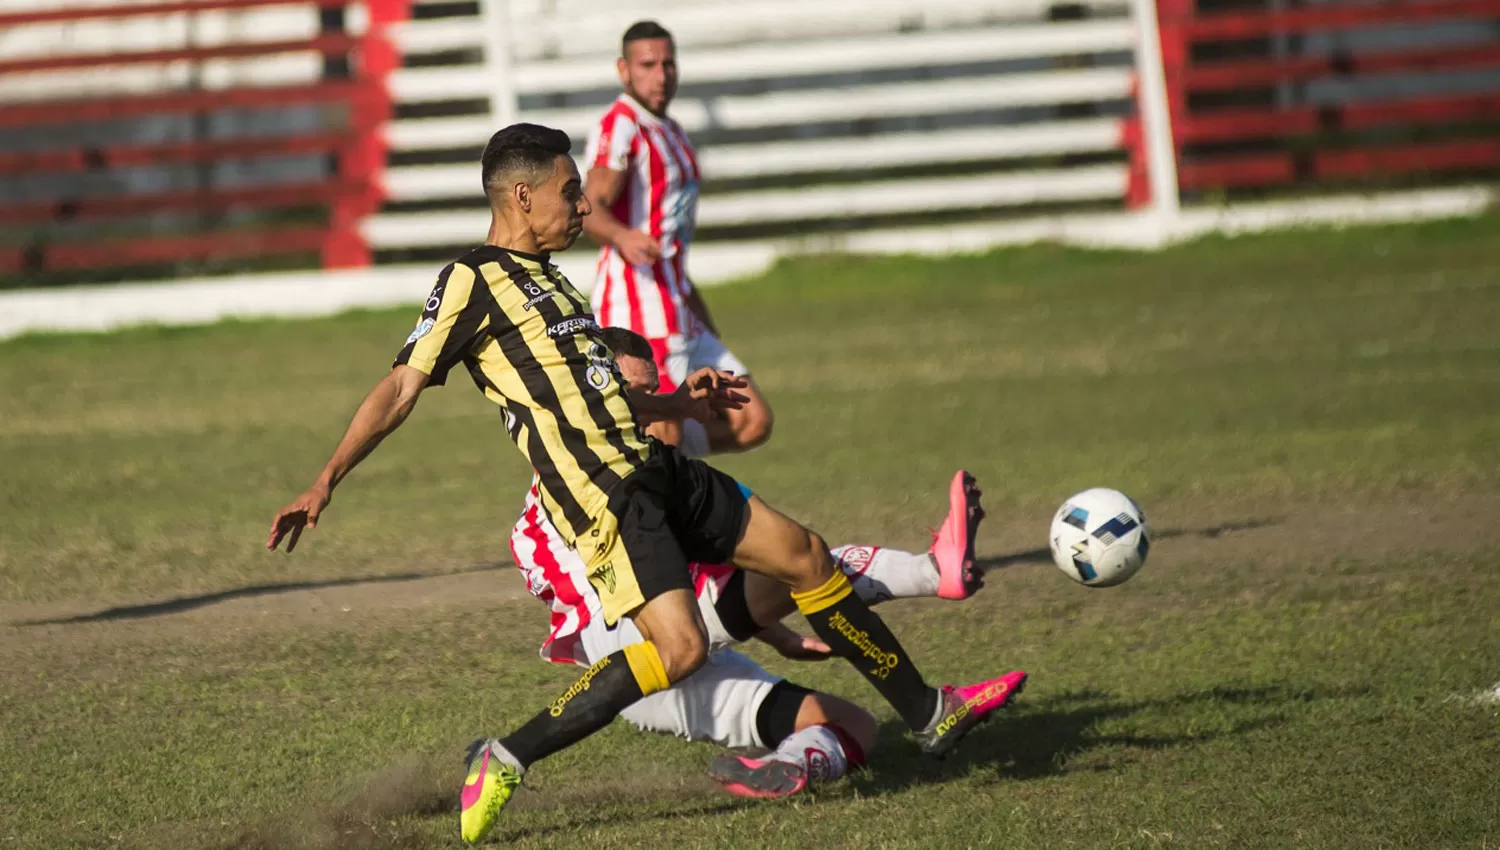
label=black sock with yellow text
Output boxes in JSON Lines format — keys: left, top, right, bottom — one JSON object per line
{"left": 793, "top": 572, "right": 940, "bottom": 729}
{"left": 498, "top": 641, "right": 669, "bottom": 768}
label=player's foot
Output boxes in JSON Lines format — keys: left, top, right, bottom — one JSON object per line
{"left": 460, "top": 739, "right": 523, "bottom": 844}
{"left": 708, "top": 753, "right": 809, "bottom": 799}
{"left": 931, "top": 469, "right": 986, "bottom": 600}
{"left": 915, "top": 670, "right": 1027, "bottom": 757}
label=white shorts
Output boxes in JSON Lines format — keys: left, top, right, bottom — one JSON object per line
{"left": 660, "top": 328, "right": 749, "bottom": 391}
{"left": 577, "top": 576, "right": 780, "bottom": 749}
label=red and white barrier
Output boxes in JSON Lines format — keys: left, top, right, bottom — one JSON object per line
{"left": 1, "top": 0, "right": 1497, "bottom": 336}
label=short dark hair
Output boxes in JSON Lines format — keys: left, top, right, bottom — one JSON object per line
{"left": 599, "top": 326, "right": 653, "bottom": 361}
{"left": 480, "top": 123, "right": 572, "bottom": 200}
{"left": 622, "top": 20, "right": 672, "bottom": 56}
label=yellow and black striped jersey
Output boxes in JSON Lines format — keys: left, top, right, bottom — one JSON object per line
{"left": 394, "top": 245, "right": 653, "bottom": 542}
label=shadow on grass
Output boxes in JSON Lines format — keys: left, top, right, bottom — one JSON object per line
{"left": 14, "top": 562, "right": 509, "bottom": 626}
{"left": 850, "top": 682, "right": 1360, "bottom": 797}
{"left": 19, "top": 518, "right": 1282, "bottom": 627}
{"left": 976, "top": 517, "right": 1285, "bottom": 572}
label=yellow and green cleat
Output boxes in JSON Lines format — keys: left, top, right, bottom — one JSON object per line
{"left": 460, "top": 739, "right": 523, "bottom": 844}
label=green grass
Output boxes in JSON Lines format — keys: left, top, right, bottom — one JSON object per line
{"left": 2, "top": 215, "right": 1500, "bottom": 849}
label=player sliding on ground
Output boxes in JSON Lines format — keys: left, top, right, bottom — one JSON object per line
{"left": 513, "top": 326, "right": 993, "bottom": 798}
{"left": 266, "top": 124, "right": 1026, "bottom": 845}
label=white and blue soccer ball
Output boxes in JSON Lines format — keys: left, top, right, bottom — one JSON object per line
{"left": 1048, "top": 488, "right": 1150, "bottom": 587}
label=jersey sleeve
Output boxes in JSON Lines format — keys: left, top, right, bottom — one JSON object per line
{"left": 392, "top": 262, "right": 483, "bottom": 386}
{"left": 586, "top": 108, "right": 639, "bottom": 172}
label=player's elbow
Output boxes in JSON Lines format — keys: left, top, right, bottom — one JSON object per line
{"left": 735, "top": 408, "right": 774, "bottom": 450}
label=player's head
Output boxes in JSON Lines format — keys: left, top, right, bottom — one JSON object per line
{"left": 600, "top": 326, "right": 659, "bottom": 392}
{"left": 617, "top": 20, "right": 677, "bottom": 117}
{"left": 481, "top": 123, "right": 591, "bottom": 252}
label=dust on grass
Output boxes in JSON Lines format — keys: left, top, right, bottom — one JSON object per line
{"left": 219, "top": 757, "right": 453, "bottom": 850}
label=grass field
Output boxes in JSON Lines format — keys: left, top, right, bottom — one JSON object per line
{"left": 2, "top": 215, "right": 1499, "bottom": 849}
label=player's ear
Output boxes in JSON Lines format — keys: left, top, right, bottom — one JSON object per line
{"left": 616, "top": 55, "right": 629, "bottom": 84}
{"left": 514, "top": 181, "right": 532, "bottom": 213}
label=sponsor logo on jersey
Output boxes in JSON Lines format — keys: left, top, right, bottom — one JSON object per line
{"left": 520, "top": 276, "right": 553, "bottom": 310}
{"left": 547, "top": 317, "right": 599, "bottom": 339}
{"left": 405, "top": 317, "right": 436, "bottom": 345}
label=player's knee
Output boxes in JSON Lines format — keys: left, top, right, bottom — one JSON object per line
{"left": 652, "top": 625, "right": 709, "bottom": 684}
{"left": 797, "top": 693, "right": 878, "bottom": 761}
{"left": 787, "top": 530, "right": 836, "bottom": 587}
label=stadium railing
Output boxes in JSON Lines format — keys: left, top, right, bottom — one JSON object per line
{"left": 369, "top": 0, "right": 1149, "bottom": 259}
{"left": 1157, "top": 0, "right": 1500, "bottom": 196}
{"left": 3, "top": 0, "right": 1497, "bottom": 292}
{"left": 0, "top": 0, "right": 402, "bottom": 280}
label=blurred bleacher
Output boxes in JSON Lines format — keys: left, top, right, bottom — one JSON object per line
{"left": 370, "top": 0, "right": 1142, "bottom": 260}
{"left": 0, "top": 0, "right": 1497, "bottom": 300}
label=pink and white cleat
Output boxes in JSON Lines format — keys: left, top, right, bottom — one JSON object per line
{"left": 915, "top": 670, "right": 1028, "bottom": 757}
{"left": 931, "top": 470, "right": 986, "bottom": 600}
{"left": 708, "top": 754, "right": 808, "bottom": 799}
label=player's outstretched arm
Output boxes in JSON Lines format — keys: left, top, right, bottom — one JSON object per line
{"left": 266, "top": 365, "right": 430, "bottom": 552}
{"left": 628, "top": 367, "right": 748, "bottom": 424}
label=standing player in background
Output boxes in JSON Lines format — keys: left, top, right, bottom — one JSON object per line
{"left": 583, "top": 20, "right": 775, "bottom": 457}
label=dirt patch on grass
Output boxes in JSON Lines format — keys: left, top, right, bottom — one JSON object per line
{"left": 218, "top": 756, "right": 453, "bottom": 850}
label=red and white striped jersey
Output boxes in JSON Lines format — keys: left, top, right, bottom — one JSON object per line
{"left": 509, "top": 480, "right": 736, "bottom": 665}
{"left": 585, "top": 94, "right": 704, "bottom": 343}
{"left": 509, "top": 485, "right": 597, "bottom": 665}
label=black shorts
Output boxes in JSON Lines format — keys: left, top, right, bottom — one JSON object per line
{"left": 575, "top": 443, "right": 751, "bottom": 626}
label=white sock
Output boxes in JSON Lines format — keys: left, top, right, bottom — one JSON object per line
{"left": 831, "top": 545, "right": 940, "bottom": 605}
{"left": 679, "top": 418, "right": 711, "bottom": 458}
{"left": 766, "top": 724, "right": 855, "bottom": 782}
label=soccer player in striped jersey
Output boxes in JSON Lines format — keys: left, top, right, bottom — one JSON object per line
{"left": 583, "top": 20, "right": 775, "bottom": 457}
{"left": 266, "top": 123, "right": 1025, "bottom": 845}
{"left": 512, "top": 325, "right": 991, "bottom": 798}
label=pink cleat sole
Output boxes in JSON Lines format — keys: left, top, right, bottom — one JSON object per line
{"left": 708, "top": 754, "right": 808, "bottom": 799}
{"left": 931, "top": 470, "right": 986, "bottom": 600}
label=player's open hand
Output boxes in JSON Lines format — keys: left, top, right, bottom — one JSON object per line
{"left": 679, "top": 367, "right": 749, "bottom": 420}
{"left": 757, "top": 623, "right": 834, "bottom": 661}
{"left": 266, "top": 484, "right": 331, "bottom": 552}
{"left": 616, "top": 230, "right": 662, "bottom": 266}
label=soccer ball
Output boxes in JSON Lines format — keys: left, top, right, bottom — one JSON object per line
{"left": 1048, "top": 488, "right": 1150, "bottom": 587}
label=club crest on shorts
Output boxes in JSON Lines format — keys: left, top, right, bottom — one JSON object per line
{"left": 589, "top": 562, "right": 617, "bottom": 595}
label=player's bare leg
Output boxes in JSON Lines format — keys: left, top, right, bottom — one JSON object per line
{"left": 728, "top": 495, "right": 1025, "bottom": 757}
{"left": 461, "top": 588, "right": 705, "bottom": 843}
{"left": 735, "top": 470, "right": 988, "bottom": 626}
